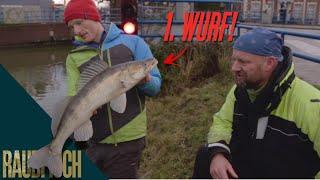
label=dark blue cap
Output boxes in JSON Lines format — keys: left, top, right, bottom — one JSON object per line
{"left": 233, "top": 28, "right": 284, "bottom": 61}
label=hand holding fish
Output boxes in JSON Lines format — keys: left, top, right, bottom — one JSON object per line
{"left": 92, "top": 110, "right": 98, "bottom": 116}
{"left": 92, "top": 74, "right": 151, "bottom": 116}
{"left": 139, "top": 73, "right": 152, "bottom": 84}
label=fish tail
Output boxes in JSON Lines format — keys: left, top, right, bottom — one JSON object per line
{"left": 28, "top": 145, "right": 62, "bottom": 177}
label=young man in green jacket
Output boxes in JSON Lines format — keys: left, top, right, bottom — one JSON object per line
{"left": 64, "top": 0, "right": 161, "bottom": 178}
{"left": 193, "top": 28, "right": 320, "bottom": 178}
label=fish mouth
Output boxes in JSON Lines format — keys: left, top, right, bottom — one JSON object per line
{"left": 146, "top": 58, "right": 158, "bottom": 72}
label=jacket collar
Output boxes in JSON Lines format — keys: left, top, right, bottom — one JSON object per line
{"left": 274, "top": 46, "right": 294, "bottom": 88}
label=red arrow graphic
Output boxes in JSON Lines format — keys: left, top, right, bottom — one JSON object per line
{"left": 163, "top": 46, "right": 188, "bottom": 65}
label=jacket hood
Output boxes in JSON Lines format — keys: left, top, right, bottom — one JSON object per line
{"left": 104, "top": 23, "right": 123, "bottom": 43}
{"left": 274, "top": 46, "right": 294, "bottom": 86}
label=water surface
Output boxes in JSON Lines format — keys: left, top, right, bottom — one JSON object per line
{"left": 0, "top": 44, "right": 72, "bottom": 117}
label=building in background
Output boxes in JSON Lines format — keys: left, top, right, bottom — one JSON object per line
{"left": 0, "top": 0, "right": 54, "bottom": 24}
{"left": 0, "top": 0, "right": 52, "bottom": 10}
{"left": 243, "top": 0, "right": 320, "bottom": 25}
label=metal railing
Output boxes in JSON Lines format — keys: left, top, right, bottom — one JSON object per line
{"left": 139, "top": 0, "right": 242, "bottom": 2}
{"left": 0, "top": 9, "right": 64, "bottom": 24}
{"left": 138, "top": 4, "right": 174, "bottom": 20}
{"left": 100, "top": 7, "right": 121, "bottom": 24}
{"left": 0, "top": 7, "right": 121, "bottom": 25}
{"left": 243, "top": 10, "right": 320, "bottom": 25}
{"left": 237, "top": 24, "right": 320, "bottom": 64}
{"left": 137, "top": 1, "right": 320, "bottom": 65}
{"left": 138, "top": 0, "right": 242, "bottom": 38}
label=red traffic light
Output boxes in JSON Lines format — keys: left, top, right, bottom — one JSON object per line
{"left": 121, "top": 19, "right": 138, "bottom": 35}
{"left": 120, "top": 0, "right": 138, "bottom": 35}
{"left": 123, "top": 21, "right": 136, "bottom": 34}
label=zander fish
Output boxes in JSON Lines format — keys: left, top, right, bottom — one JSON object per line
{"left": 28, "top": 58, "right": 158, "bottom": 177}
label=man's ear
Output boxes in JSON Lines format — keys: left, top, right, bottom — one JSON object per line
{"left": 264, "top": 56, "right": 278, "bottom": 72}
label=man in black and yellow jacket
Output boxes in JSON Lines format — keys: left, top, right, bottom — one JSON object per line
{"left": 193, "top": 28, "right": 320, "bottom": 178}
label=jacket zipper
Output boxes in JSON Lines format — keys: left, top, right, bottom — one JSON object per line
{"left": 107, "top": 103, "right": 117, "bottom": 146}
{"left": 101, "top": 48, "right": 117, "bottom": 146}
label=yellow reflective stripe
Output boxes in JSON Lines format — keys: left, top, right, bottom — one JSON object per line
{"left": 106, "top": 103, "right": 117, "bottom": 145}
{"left": 315, "top": 171, "right": 320, "bottom": 179}
{"left": 102, "top": 48, "right": 117, "bottom": 145}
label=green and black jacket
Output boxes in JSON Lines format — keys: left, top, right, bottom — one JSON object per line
{"left": 207, "top": 46, "right": 320, "bottom": 178}
{"left": 66, "top": 24, "right": 161, "bottom": 145}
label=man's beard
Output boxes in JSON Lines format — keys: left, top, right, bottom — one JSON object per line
{"left": 234, "top": 74, "right": 262, "bottom": 90}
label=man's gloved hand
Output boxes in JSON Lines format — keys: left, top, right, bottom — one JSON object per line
{"left": 210, "top": 153, "right": 238, "bottom": 179}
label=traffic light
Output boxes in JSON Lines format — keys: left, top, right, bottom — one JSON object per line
{"left": 120, "top": 0, "right": 138, "bottom": 35}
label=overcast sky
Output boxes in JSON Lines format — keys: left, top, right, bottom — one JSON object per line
{"left": 52, "top": 0, "right": 64, "bottom": 4}
{"left": 52, "top": 0, "right": 99, "bottom": 5}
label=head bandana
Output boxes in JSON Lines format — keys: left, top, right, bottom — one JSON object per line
{"left": 233, "top": 28, "right": 284, "bottom": 61}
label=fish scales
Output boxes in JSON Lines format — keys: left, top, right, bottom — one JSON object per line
{"left": 28, "top": 59, "right": 158, "bottom": 177}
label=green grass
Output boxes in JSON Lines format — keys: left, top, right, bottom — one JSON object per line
{"left": 149, "top": 41, "right": 233, "bottom": 96}
{"left": 140, "top": 70, "right": 233, "bottom": 178}
{"left": 138, "top": 41, "right": 233, "bottom": 178}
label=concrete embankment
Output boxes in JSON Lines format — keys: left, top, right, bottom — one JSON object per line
{"left": 0, "top": 23, "right": 71, "bottom": 47}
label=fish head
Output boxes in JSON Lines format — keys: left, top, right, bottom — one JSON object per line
{"left": 126, "top": 58, "right": 158, "bottom": 81}
{"left": 144, "top": 58, "right": 158, "bottom": 73}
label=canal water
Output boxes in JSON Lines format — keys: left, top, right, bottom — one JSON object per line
{"left": 0, "top": 44, "right": 72, "bottom": 118}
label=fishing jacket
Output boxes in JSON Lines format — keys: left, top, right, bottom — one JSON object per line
{"left": 66, "top": 23, "right": 161, "bottom": 144}
{"left": 207, "top": 46, "right": 320, "bottom": 178}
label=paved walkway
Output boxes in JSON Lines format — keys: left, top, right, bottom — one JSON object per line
{"left": 243, "top": 22, "right": 320, "bottom": 30}
{"left": 292, "top": 57, "right": 320, "bottom": 85}
{"left": 285, "top": 36, "right": 320, "bottom": 85}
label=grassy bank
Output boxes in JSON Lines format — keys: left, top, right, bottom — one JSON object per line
{"left": 139, "top": 42, "right": 234, "bottom": 178}
{"left": 141, "top": 74, "right": 233, "bottom": 178}
{"left": 149, "top": 41, "right": 232, "bottom": 96}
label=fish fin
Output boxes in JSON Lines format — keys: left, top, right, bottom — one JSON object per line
{"left": 78, "top": 60, "right": 108, "bottom": 91}
{"left": 110, "top": 93, "right": 127, "bottom": 113}
{"left": 74, "top": 120, "right": 93, "bottom": 141}
{"left": 51, "top": 96, "right": 71, "bottom": 136}
{"left": 28, "top": 145, "right": 62, "bottom": 177}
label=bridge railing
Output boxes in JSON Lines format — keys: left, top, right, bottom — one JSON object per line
{"left": 138, "top": 0, "right": 242, "bottom": 38}
{"left": 137, "top": 1, "right": 320, "bottom": 64}
{"left": 0, "top": 6, "right": 121, "bottom": 25}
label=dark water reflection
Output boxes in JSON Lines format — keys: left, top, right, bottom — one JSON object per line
{"left": 0, "top": 44, "right": 72, "bottom": 117}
